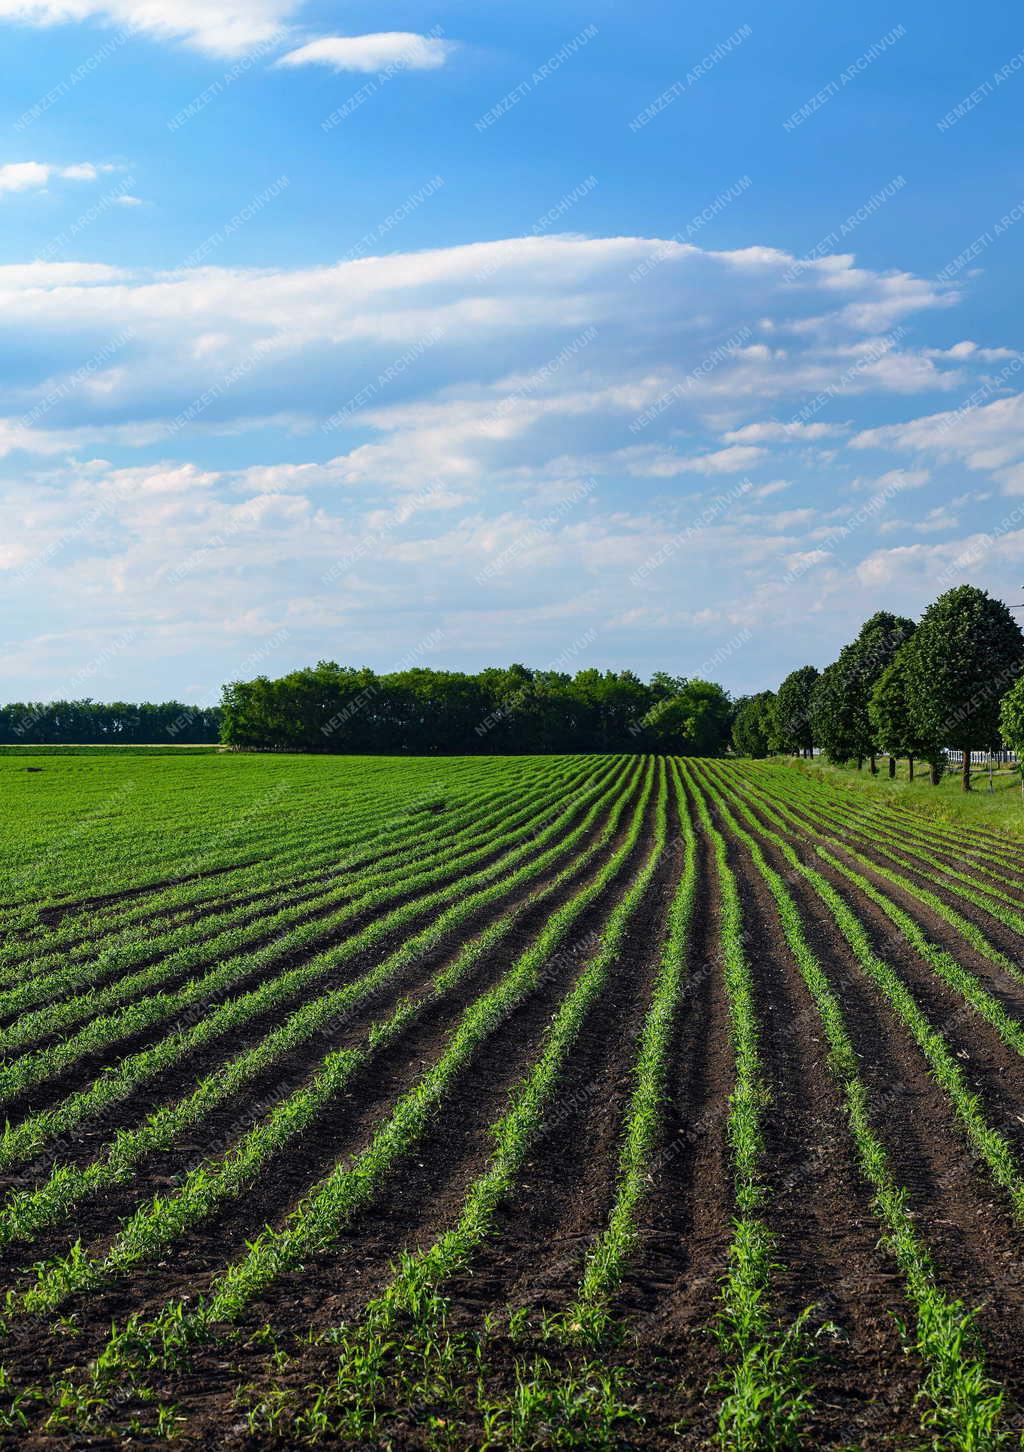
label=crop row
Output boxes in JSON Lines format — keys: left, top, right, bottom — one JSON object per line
{"left": 693, "top": 762, "right": 1014, "bottom": 1447}
{"left": 0, "top": 754, "right": 465, "bottom": 925}
{"left": 725, "top": 764, "right": 1024, "bottom": 999}
{"left": 36, "top": 758, "right": 656, "bottom": 1419}
{"left": 0, "top": 755, "right": 575, "bottom": 979}
{"left": 5, "top": 755, "right": 643, "bottom": 1292}
{"left": 0, "top": 757, "right": 636, "bottom": 1173}
{"left": 0, "top": 758, "right": 618, "bottom": 1107}
{"left": 0, "top": 754, "right": 589, "bottom": 1004}
{"left": 2, "top": 756, "right": 1021, "bottom": 1448}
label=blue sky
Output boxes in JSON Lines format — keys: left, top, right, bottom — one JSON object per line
{"left": 2, "top": 0, "right": 1023, "bottom": 703}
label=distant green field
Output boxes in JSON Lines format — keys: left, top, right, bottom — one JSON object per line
{"left": 0, "top": 751, "right": 483, "bottom": 912}
{"left": 0, "top": 744, "right": 222, "bottom": 757}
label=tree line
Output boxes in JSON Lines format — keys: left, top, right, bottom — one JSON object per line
{"left": 219, "top": 663, "right": 735, "bottom": 756}
{"left": 0, "top": 699, "right": 221, "bottom": 746}
{"left": 8, "top": 582, "right": 1023, "bottom": 776}
{"left": 732, "top": 584, "right": 1024, "bottom": 791}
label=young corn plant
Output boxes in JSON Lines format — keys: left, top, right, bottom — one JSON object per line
{"left": 696, "top": 762, "right": 1010, "bottom": 1452}
{"left": 681, "top": 760, "right": 813, "bottom": 1452}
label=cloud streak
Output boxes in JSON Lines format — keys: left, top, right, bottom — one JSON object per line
{"left": 0, "top": 0, "right": 295, "bottom": 55}
{"left": 277, "top": 32, "right": 454, "bottom": 74}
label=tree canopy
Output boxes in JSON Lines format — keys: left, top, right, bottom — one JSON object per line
{"left": 731, "top": 691, "right": 777, "bottom": 758}
{"left": 868, "top": 653, "right": 941, "bottom": 780}
{"left": 808, "top": 612, "right": 915, "bottom": 768}
{"left": 999, "top": 672, "right": 1024, "bottom": 776}
{"left": 901, "top": 585, "right": 1024, "bottom": 788}
{"left": 775, "top": 666, "right": 818, "bottom": 754}
{"left": 219, "top": 663, "right": 735, "bottom": 755}
{"left": 0, "top": 699, "right": 220, "bottom": 745}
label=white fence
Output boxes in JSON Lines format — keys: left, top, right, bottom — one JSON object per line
{"left": 945, "top": 749, "right": 1018, "bottom": 765}
{"left": 807, "top": 747, "right": 1019, "bottom": 765}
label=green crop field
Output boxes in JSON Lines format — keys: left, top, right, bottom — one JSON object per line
{"left": 0, "top": 751, "right": 1023, "bottom": 1448}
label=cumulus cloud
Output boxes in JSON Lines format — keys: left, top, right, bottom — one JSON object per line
{"left": 0, "top": 161, "right": 110, "bottom": 193}
{"left": 849, "top": 467, "right": 930, "bottom": 493}
{"left": 277, "top": 32, "right": 454, "bottom": 73}
{"left": 721, "top": 420, "right": 842, "bottom": 444}
{"left": 0, "top": 234, "right": 977, "bottom": 462}
{"left": 3, "top": 230, "right": 1023, "bottom": 696}
{"left": 853, "top": 391, "right": 1024, "bottom": 487}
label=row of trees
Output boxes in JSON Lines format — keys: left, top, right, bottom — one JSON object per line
{"left": 733, "top": 585, "right": 1024, "bottom": 791}
{"left": 0, "top": 699, "right": 221, "bottom": 745}
{"left": 220, "top": 662, "right": 735, "bottom": 756}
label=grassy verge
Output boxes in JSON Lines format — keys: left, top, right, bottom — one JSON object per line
{"left": 772, "top": 756, "right": 1024, "bottom": 841}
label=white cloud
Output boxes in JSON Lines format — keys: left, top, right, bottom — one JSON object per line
{"left": 721, "top": 420, "right": 842, "bottom": 444}
{"left": 849, "top": 467, "right": 930, "bottom": 493}
{"left": 922, "top": 341, "right": 1018, "bottom": 363}
{"left": 0, "top": 0, "right": 294, "bottom": 55}
{"left": 625, "top": 444, "right": 766, "bottom": 476}
{"left": 853, "top": 392, "right": 1024, "bottom": 488}
{"left": 913, "top": 508, "right": 959, "bottom": 533}
{"left": 749, "top": 480, "right": 792, "bottom": 499}
{"left": 0, "top": 161, "right": 108, "bottom": 193}
{"left": 0, "top": 233, "right": 978, "bottom": 470}
{"left": 854, "top": 530, "right": 1024, "bottom": 587}
{"left": 277, "top": 32, "right": 454, "bottom": 73}
{"left": 2, "top": 230, "right": 1023, "bottom": 697}
{"left": 0, "top": 162, "right": 50, "bottom": 193}
{"left": 0, "top": 261, "right": 125, "bottom": 284}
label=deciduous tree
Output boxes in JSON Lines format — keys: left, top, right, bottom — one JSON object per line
{"left": 902, "top": 586, "right": 1024, "bottom": 791}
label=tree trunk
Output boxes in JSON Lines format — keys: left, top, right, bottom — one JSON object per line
{"left": 962, "top": 749, "right": 971, "bottom": 793}
{"left": 908, "top": 756, "right": 915, "bottom": 781}
{"left": 870, "top": 753, "right": 878, "bottom": 775}
{"left": 856, "top": 757, "right": 863, "bottom": 770}
{"left": 930, "top": 761, "right": 941, "bottom": 786}
{"left": 888, "top": 756, "right": 896, "bottom": 778}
